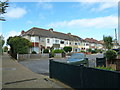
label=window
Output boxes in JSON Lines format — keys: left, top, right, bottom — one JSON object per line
{"left": 86, "top": 44, "right": 89, "bottom": 46}
{"left": 78, "top": 43, "right": 80, "bottom": 45}
{"left": 60, "top": 41, "right": 64, "bottom": 44}
{"left": 55, "top": 40, "right": 59, "bottom": 44}
{"left": 69, "top": 42, "right": 71, "bottom": 45}
{"left": 75, "top": 43, "right": 77, "bottom": 45}
{"left": 66, "top": 41, "right": 68, "bottom": 44}
{"left": 47, "top": 39, "right": 50, "bottom": 43}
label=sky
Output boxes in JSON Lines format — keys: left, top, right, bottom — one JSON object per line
{"left": 1, "top": 1, "right": 118, "bottom": 44}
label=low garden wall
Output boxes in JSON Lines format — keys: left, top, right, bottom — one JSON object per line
{"left": 17, "top": 54, "right": 49, "bottom": 60}
{"left": 41, "top": 53, "right": 49, "bottom": 58}
{"left": 54, "top": 53, "right": 62, "bottom": 58}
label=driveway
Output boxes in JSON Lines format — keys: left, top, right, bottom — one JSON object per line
{"left": 19, "top": 58, "right": 67, "bottom": 76}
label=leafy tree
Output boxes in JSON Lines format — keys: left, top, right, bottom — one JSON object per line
{"left": 3, "top": 46, "right": 8, "bottom": 52}
{"left": 0, "top": 35, "right": 5, "bottom": 54}
{"left": 0, "top": 35, "right": 4, "bottom": 47}
{"left": 63, "top": 46, "right": 72, "bottom": 52}
{"left": 103, "top": 36, "right": 113, "bottom": 50}
{"left": 105, "top": 50, "right": 117, "bottom": 64}
{"left": 0, "top": 0, "right": 9, "bottom": 21}
{"left": 7, "top": 36, "right": 32, "bottom": 55}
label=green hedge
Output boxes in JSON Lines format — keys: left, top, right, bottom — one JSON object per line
{"left": 43, "top": 49, "right": 49, "bottom": 53}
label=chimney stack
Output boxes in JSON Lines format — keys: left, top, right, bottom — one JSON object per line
{"left": 21, "top": 30, "right": 25, "bottom": 35}
{"left": 67, "top": 33, "right": 71, "bottom": 35}
{"left": 49, "top": 28, "right": 53, "bottom": 32}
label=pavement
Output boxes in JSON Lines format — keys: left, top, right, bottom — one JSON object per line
{"left": 2, "top": 53, "right": 72, "bottom": 88}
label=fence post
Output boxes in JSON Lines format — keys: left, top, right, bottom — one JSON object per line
{"left": 80, "top": 64, "right": 84, "bottom": 88}
{"left": 49, "top": 59, "right": 53, "bottom": 78}
{"left": 17, "top": 53, "right": 18, "bottom": 60}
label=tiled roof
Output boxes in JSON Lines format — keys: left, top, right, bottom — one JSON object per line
{"left": 22, "top": 27, "right": 83, "bottom": 41}
{"left": 84, "top": 38, "right": 102, "bottom": 44}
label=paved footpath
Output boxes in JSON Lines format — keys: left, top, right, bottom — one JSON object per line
{"left": 2, "top": 53, "right": 71, "bottom": 88}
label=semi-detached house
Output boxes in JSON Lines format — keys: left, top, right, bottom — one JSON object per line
{"left": 21, "top": 27, "right": 85, "bottom": 54}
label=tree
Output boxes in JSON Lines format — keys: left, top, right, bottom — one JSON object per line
{"left": 105, "top": 50, "right": 117, "bottom": 64}
{"left": 63, "top": 46, "right": 72, "bottom": 53}
{"left": 3, "top": 46, "right": 8, "bottom": 52}
{"left": 0, "top": 35, "right": 5, "bottom": 47}
{"left": 0, "top": 0, "right": 9, "bottom": 21}
{"left": 0, "top": 35, "right": 5, "bottom": 54}
{"left": 103, "top": 36, "right": 113, "bottom": 50}
{"left": 7, "top": 36, "right": 32, "bottom": 55}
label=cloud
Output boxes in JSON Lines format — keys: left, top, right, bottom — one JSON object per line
{"left": 47, "top": 15, "right": 117, "bottom": 29}
{"left": 91, "top": 2, "right": 117, "bottom": 11}
{"left": 5, "top": 7, "right": 27, "bottom": 18}
{"left": 27, "top": 20, "right": 33, "bottom": 24}
{"left": 37, "top": 2, "right": 53, "bottom": 10}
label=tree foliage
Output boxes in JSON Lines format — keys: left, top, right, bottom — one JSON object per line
{"left": 105, "top": 50, "right": 117, "bottom": 61}
{"left": 3, "top": 46, "right": 8, "bottom": 52}
{"left": 0, "top": 35, "right": 4, "bottom": 54}
{"left": 103, "top": 36, "right": 113, "bottom": 50}
{"left": 63, "top": 46, "right": 72, "bottom": 52}
{"left": 0, "top": 35, "right": 4, "bottom": 47}
{"left": 0, "top": 0, "right": 9, "bottom": 21}
{"left": 7, "top": 36, "right": 32, "bottom": 54}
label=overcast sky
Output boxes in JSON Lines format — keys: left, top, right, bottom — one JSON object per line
{"left": 1, "top": 1, "right": 118, "bottom": 43}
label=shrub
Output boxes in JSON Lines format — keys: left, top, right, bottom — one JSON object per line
{"left": 53, "top": 49, "right": 64, "bottom": 53}
{"left": 105, "top": 50, "right": 117, "bottom": 60}
{"left": 31, "top": 51, "right": 37, "bottom": 54}
{"left": 81, "top": 50, "right": 86, "bottom": 53}
{"left": 91, "top": 49, "right": 98, "bottom": 54}
{"left": 63, "top": 46, "right": 72, "bottom": 52}
{"left": 87, "top": 48, "right": 92, "bottom": 52}
{"left": 95, "top": 66, "right": 115, "bottom": 71}
{"left": 43, "top": 49, "right": 49, "bottom": 53}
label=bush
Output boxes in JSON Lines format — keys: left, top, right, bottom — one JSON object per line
{"left": 63, "top": 46, "right": 72, "bottom": 52}
{"left": 43, "top": 49, "right": 49, "bottom": 53}
{"left": 31, "top": 51, "right": 37, "bottom": 54}
{"left": 87, "top": 48, "right": 92, "bottom": 52}
{"left": 81, "top": 50, "right": 86, "bottom": 53}
{"left": 105, "top": 50, "right": 117, "bottom": 60}
{"left": 53, "top": 49, "right": 64, "bottom": 53}
{"left": 95, "top": 66, "right": 114, "bottom": 71}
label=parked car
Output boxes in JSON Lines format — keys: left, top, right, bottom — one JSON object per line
{"left": 67, "top": 53, "right": 88, "bottom": 66}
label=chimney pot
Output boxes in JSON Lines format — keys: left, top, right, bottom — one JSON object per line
{"left": 21, "top": 30, "right": 25, "bottom": 34}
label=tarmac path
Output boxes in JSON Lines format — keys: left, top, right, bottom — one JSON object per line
{"left": 2, "top": 53, "right": 71, "bottom": 88}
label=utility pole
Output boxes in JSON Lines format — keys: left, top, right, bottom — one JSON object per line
{"left": 115, "top": 28, "right": 117, "bottom": 44}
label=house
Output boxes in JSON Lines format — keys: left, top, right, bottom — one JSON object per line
{"left": 21, "top": 27, "right": 84, "bottom": 53}
{"left": 84, "top": 38, "right": 103, "bottom": 50}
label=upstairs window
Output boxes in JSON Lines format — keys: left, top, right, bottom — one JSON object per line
{"left": 75, "top": 43, "right": 77, "bottom": 45}
{"left": 47, "top": 39, "right": 50, "bottom": 43}
{"left": 55, "top": 40, "right": 59, "bottom": 44}
{"left": 60, "top": 41, "right": 64, "bottom": 44}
